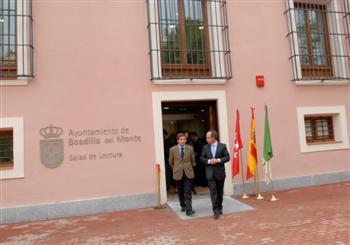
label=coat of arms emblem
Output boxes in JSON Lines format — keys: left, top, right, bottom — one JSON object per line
{"left": 39, "top": 124, "right": 64, "bottom": 168}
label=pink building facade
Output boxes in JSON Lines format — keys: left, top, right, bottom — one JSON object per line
{"left": 0, "top": 0, "right": 349, "bottom": 224}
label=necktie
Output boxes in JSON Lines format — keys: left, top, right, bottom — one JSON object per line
{"left": 180, "top": 147, "right": 184, "bottom": 159}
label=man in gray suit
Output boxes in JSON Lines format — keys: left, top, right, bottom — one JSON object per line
{"left": 169, "top": 133, "right": 196, "bottom": 216}
{"left": 200, "top": 130, "right": 230, "bottom": 219}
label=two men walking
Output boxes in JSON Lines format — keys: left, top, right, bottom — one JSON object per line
{"left": 169, "top": 130, "right": 230, "bottom": 219}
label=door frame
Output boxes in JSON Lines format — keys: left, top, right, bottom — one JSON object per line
{"left": 152, "top": 90, "right": 233, "bottom": 204}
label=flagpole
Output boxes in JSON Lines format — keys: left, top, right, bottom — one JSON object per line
{"left": 239, "top": 151, "right": 248, "bottom": 199}
{"left": 269, "top": 161, "right": 278, "bottom": 201}
{"left": 255, "top": 164, "right": 264, "bottom": 200}
{"left": 270, "top": 180, "right": 278, "bottom": 201}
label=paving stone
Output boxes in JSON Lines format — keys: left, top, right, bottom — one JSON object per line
{"left": 0, "top": 182, "right": 349, "bottom": 244}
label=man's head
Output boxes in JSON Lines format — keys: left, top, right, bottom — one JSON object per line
{"left": 184, "top": 130, "right": 189, "bottom": 139}
{"left": 189, "top": 131, "right": 197, "bottom": 141}
{"left": 206, "top": 130, "right": 218, "bottom": 144}
{"left": 177, "top": 133, "right": 187, "bottom": 146}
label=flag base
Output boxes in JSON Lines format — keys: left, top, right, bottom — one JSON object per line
{"left": 256, "top": 193, "right": 264, "bottom": 200}
{"left": 270, "top": 194, "right": 278, "bottom": 202}
{"left": 242, "top": 193, "right": 249, "bottom": 199}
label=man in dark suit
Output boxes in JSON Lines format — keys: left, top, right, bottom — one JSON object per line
{"left": 200, "top": 130, "right": 230, "bottom": 219}
{"left": 169, "top": 133, "right": 196, "bottom": 216}
{"left": 190, "top": 131, "right": 207, "bottom": 187}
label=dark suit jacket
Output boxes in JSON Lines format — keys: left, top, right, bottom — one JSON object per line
{"left": 200, "top": 143, "right": 230, "bottom": 180}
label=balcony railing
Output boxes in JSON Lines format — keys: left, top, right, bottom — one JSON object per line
{"left": 0, "top": 0, "right": 34, "bottom": 79}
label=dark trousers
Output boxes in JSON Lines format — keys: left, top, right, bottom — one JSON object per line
{"left": 175, "top": 173, "right": 193, "bottom": 211}
{"left": 165, "top": 160, "right": 174, "bottom": 190}
{"left": 208, "top": 177, "right": 225, "bottom": 214}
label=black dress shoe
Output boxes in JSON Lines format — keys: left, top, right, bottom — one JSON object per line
{"left": 214, "top": 213, "right": 219, "bottom": 219}
{"left": 186, "top": 210, "right": 195, "bottom": 216}
{"left": 181, "top": 207, "right": 186, "bottom": 212}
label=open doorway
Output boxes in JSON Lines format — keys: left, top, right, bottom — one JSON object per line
{"left": 162, "top": 100, "right": 219, "bottom": 197}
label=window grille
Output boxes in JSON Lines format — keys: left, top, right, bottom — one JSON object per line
{"left": 285, "top": 0, "right": 350, "bottom": 81}
{"left": 0, "top": 0, "right": 33, "bottom": 79}
{"left": 345, "top": 0, "right": 350, "bottom": 39}
{"left": 147, "top": 0, "right": 232, "bottom": 80}
{"left": 0, "top": 128, "right": 14, "bottom": 170}
{"left": 304, "top": 116, "right": 335, "bottom": 144}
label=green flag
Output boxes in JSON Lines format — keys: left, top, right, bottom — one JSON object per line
{"left": 263, "top": 105, "right": 273, "bottom": 184}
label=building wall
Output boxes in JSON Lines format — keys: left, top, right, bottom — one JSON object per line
{"left": 1, "top": 1, "right": 349, "bottom": 210}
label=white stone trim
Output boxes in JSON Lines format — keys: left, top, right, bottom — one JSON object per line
{"left": 286, "top": 0, "right": 303, "bottom": 80}
{"left": 152, "top": 79, "right": 227, "bottom": 85}
{"left": 293, "top": 79, "right": 349, "bottom": 86}
{"left": 0, "top": 117, "right": 24, "bottom": 179}
{"left": 0, "top": 78, "right": 28, "bottom": 86}
{"left": 296, "top": 106, "right": 349, "bottom": 153}
{"left": 152, "top": 90, "right": 233, "bottom": 205}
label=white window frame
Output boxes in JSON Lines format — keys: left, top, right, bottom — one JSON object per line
{"left": 0, "top": 117, "right": 24, "bottom": 179}
{"left": 286, "top": 0, "right": 349, "bottom": 85}
{"left": 297, "top": 106, "right": 349, "bottom": 153}
{"left": 148, "top": 0, "right": 228, "bottom": 84}
{"left": 0, "top": 0, "right": 31, "bottom": 86}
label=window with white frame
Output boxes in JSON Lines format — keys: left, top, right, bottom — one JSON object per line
{"left": 297, "top": 106, "right": 349, "bottom": 153}
{"left": 0, "top": 117, "right": 24, "bottom": 179}
{"left": 285, "top": 0, "right": 350, "bottom": 82}
{"left": 147, "top": 0, "right": 232, "bottom": 81}
{"left": 0, "top": 0, "right": 33, "bottom": 80}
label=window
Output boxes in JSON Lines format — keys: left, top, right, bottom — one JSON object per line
{"left": 285, "top": 0, "right": 350, "bottom": 82}
{"left": 147, "top": 0, "right": 232, "bottom": 81}
{"left": 0, "top": 128, "right": 14, "bottom": 170}
{"left": 0, "top": 117, "right": 24, "bottom": 179}
{"left": 297, "top": 106, "right": 349, "bottom": 153}
{"left": 304, "top": 116, "right": 334, "bottom": 144}
{"left": 159, "top": 0, "right": 210, "bottom": 77}
{"left": 294, "top": 3, "right": 333, "bottom": 78}
{"left": 0, "top": 0, "right": 33, "bottom": 80}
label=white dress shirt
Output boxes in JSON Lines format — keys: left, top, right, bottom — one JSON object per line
{"left": 208, "top": 141, "right": 221, "bottom": 164}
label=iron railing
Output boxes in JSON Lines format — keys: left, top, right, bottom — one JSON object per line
{"left": 0, "top": 0, "right": 34, "bottom": 78}
{"left": 284, "top": 0, "right": 350, "bottom": 81}
{"left": 345, "top": 0, "right": 350, "bottom": 40}
{"left": 147, "top": 0, "right": 232, "bottom": 80}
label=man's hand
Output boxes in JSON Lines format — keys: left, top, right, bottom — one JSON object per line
{"left": 210, "top": 159, "right": 219, "bottom": 165}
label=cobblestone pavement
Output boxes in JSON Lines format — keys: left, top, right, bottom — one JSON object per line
{"left": 1, "top": 182, "right": 349, "bottom": 244}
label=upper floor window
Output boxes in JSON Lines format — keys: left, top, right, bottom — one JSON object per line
{"left": 294, "top": 3, "right": 332, "bottom": 78}
{"left": 285, "top": 0, "right": 350, "bottom": 82}
{"left": 147, "top": 0, "right": 232, "bottom": 81}
{"left": 0, "top": 0, "right": 33, "bottom": 80}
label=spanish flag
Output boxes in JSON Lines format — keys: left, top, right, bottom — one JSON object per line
{"left": 246, "top": 108, "right": 257, "bottom": 180}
